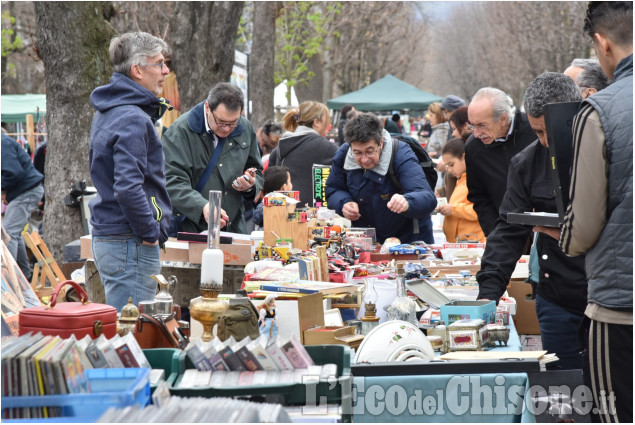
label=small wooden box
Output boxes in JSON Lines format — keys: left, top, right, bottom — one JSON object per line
{"left": 304, "top": 326, "right": 364, "bottom": 349}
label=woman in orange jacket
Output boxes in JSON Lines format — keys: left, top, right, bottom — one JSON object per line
{"left": 437, "top": 138, "right": 486, "bottom": 243}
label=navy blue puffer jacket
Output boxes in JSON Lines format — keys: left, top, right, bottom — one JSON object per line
{"left": 326, "top": 133, "right": 436, "bottom": 244}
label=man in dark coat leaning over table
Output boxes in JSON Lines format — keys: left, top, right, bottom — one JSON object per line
{"left": 465, "top": 87, "right": 536, "bottom": 236}
{"left": 89, "top": 32, "right": 173, "bottom": 311}
{"left": 326, "top": 113, "right": 437, "bottom": 244}
{"left": 162, "top": 83, "right": 264, "bottom": 235}
{"left": 477, "top": 72, "right": 586, "bottom": 371}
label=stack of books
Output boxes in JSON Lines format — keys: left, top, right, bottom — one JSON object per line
{"left": 1, "top": 332, "right": 158, "bottom": 419}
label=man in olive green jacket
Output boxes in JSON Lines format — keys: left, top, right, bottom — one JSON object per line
{"left": 163, "top": 83, "right": 263, "bottom": 235}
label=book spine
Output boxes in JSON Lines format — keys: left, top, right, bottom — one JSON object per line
{"left": 114, "top": 345, "right": 140, "bottom": 368}
{"left": 209, "top": 352, "right": 230, "bottom": 371}
{"left": 185, "top": 345, "right": 214, "bottom": 371}
{"left": 248, "top": 345, "right": 279, "bottom": 371}
{"left": 218, "top": 347, "right": 246, "bottom": 371}
{"left": 235, "top": 346, "right": 262, "bottom": 371}
{"left": 257, "top": 284, "right": 318, "bottom": 294}
{"left": 281, "top": 339, "right": 313, "bottom": 369}
{"left": 265, "top": 342, "right": 294, "bottom": 370}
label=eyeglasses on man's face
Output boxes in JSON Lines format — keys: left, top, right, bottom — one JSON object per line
{"left": 143, "top": 60, "right": 167, "bottom": 70}
{"left": 352, "top": 139, "right": 383, "bottom": 158}
{"left": 467, "top": 121, "right": 490, "bottom": 132}
{"left": 211, "top": 110, "right": 239, "bottom": 130}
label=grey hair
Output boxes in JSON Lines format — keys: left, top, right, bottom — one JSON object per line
{"left": 344, "top": 112, "right": 383, "bottom": 145}
{"left": 206, "top": 83, "right": 244, "bottom": 112}
{"left": 109, "top": 32, "right": 168, "bottom": 77}
{"left": 472, "top": 87, "right": 515, "bottom": 125}
{"left": 570, "top": 58, "right": 611, "bottom": 91}
{"left": 523, "top": 72, "right": 582, "bottom": 118}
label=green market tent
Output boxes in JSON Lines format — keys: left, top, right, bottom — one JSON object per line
{"left": 327, "top": 74, "right": 443, "bottom": 111}
{"left": 1, "top": 94, "right": 47, "bottom": 123}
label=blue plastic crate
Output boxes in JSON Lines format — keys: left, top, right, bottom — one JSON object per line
{"left": 1, "top": 368, "right": 150, "bottom": 422}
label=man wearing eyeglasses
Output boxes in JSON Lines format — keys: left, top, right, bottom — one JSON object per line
{"left": 464, "top": 87, "right": 536, "bottom": 236}
{"left": 162, "top": 83, "right": 263, "bottom": 235}
{"left": 89, "top": 32, "right": 173, "bottom": 311}
{"left": 326, "top": 113, "right": 437, "bottom": 244}
{"left": 563, "top": 58, "right": 610, "bottom": 99}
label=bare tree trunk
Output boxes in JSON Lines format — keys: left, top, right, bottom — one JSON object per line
{"left": 34, "top": 1, "right": 115, "bottom": 264}
{"left": 169, "top": 1, "right": 244, "bottom": 112}
{"left": 250, "top": 1, "right": 279, "bottom": 128}
{"left": 294, "top": 53, "right": 324, "bottom": 103}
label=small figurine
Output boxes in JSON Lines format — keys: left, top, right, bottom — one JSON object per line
{"left": 258, "top": 294, "right": 278, "bottom": 340}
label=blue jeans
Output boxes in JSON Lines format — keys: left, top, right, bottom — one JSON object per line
{"left": 535, "top": 293, "right": 584, "bottom": 370}
{"left": 92, "top": 235, "right": 160, "bottom": 311}
{"left": 4, "top": 183, "right": 44, "bottom": 280}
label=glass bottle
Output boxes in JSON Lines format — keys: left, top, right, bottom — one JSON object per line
{"left": 361, "top": 278, "right": 380, "bottom": 335}
{"left": 386, "top": 263, "right": 418, "bottom": 325}
{"left": 200, "top": 190, "right": 224, "bottom": 289}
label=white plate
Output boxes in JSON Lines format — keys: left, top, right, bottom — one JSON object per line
{"left": 355, "top": 320, "right": 435, "bottom": 364}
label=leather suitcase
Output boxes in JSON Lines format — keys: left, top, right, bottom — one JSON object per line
{"left": 19, "top": 280, "right": 117, "bottom": 339}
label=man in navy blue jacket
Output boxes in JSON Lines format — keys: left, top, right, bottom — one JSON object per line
{"left": 326, "top": 113, "right": 437, "bottom": 244}
{"left": 89, "top": 32, "right": 173, "bottom": 311}
{"left": 1, "top": 132, "right": 44, "bottom": 280}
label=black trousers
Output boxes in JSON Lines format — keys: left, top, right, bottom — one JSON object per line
{"left": 580, "top": 316, "right": 633, "bottom": 423}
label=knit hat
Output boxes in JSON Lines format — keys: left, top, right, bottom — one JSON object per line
{"left": 441, "top": 95, "right": 466, "bottom": 112}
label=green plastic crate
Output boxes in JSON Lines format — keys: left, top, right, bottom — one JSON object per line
{"left": 143, "top": 348, "right": 185, "bottom": 395}
{"left": 169, "top": 344, "right": 351, "bottom": 406}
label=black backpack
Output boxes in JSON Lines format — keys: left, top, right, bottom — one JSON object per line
{"left": 388, "top": 133, "right": 438, "bottom": 192}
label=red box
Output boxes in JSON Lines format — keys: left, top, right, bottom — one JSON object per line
{"left": 19, "top": 281, "right": 117, "bottom": 339}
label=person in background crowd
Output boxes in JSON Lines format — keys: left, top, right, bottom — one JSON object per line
{"left": 163, "top": 82, "right": 263, "bottom": 235}
{"left": 558, "top": 2, "right": 633, "bottom": 421}
{"left": 391, "top": 113, "right": 407, "bottom": 135}
{"left": 268, "top": 101, "right": 337, "bottom": 207}
{"left": 564, "top": 57, "right": 611, "bottom": 99}
{"left": 253, "top": 165, "right": 293, "bottom": 230}
{"left": 440, "top": 95, "right": 467, "bottom": 141}
{"left": 436, "top": 106, "right": 472, "bottom": 199}
{"left": 88, "top": 32, "right": 172, "bottom": 311}
{"left": 425, "top": 102, "right": 450, "bottom": 159}
{"left": 408, "top": 116, "right": 417, "bottom": 134}
{"left": 478, "top": 72, "right": 586, "bottom": 372}
{"left": 449, "top": 106, "right": 472, "bottom": 141}
{"left": 337, "top": 104, "right": 355, "bottom": 147}
{"left": 418, "top": 113, "right": 432, "bottom": 139}
{"left": 438, "top": 138, "right": 485, "bottom": 243}
{"left": 257, "top": 120, "right": 284, "bottom": 170}
{"left": 1, "top": 133, "right": 44, "bottom": 281}
{"left": 383, "top": 114, "right": 400, "bottom": 134}
{"left": 465, "top": 87, "right": 536, "bottom": 236}
{"left": 326, "top": 113, "right": 437, "bottom": 244}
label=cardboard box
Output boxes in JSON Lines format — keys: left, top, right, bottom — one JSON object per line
{"left": 187, "top": 240, "right": 251, "bottom": 265}
{"left": 506, "top": 279, "right": 541, "bottom": 335}
{"left": 80, "top": 235, "right": 252, "bottom": 265}
{"left": 271, "top": 292, "right": 326, "bottom": 344}
{"left": 304, "top": 326, "right": 364, "bottom": 349}
{"left": 440, "top": 300, "right": 496, "bottom": 325}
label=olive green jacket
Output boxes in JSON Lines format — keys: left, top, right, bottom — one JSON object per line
{"left": 162, "top": 101, "right": 263, "bottom": 234}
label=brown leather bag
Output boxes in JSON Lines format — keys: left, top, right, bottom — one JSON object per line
{"left": 134, "top": 313, "right": 189, "bottom": 349}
